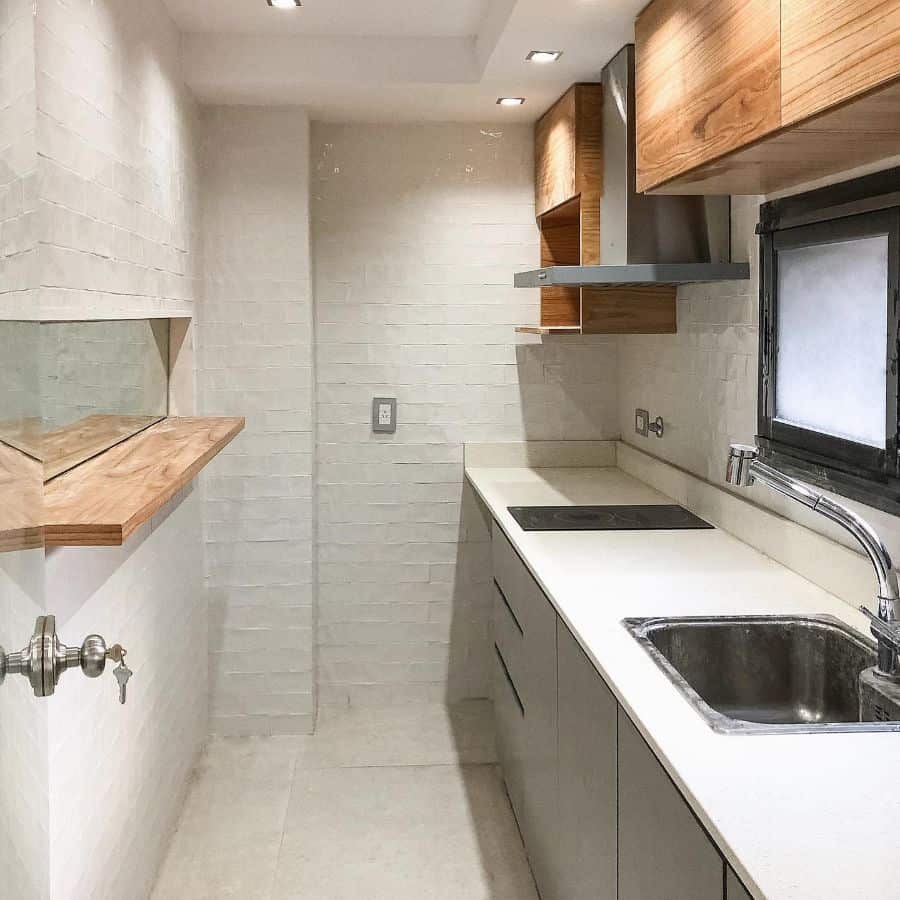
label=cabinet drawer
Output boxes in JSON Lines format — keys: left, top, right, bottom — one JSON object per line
{"left": 493, "top": 644, "right": 526, "bottom": 822}
{"left": 491, "top": 521, "right": 559, "bottom": 900}
{"left": 493, "top": 580, "right": 524, "bottom": 677}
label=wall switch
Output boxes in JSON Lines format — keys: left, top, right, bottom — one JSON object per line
{"left": 372, "top": 397, "right": 397, "bottom": 433}
{"left": 635, "top": 408, "right": 649, "bottom": 437}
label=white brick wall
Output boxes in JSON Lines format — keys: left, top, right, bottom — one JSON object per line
{"left": 46, "top": 488, "right": 206, "bottom": 900}
{"left": 312, "top": 123, "right": 619, "bottom": 706}
{"left": 0, "top": 1, "right": 208, "bottom": 898}
{"left": 0, "top": 550, "right": 49, "bottom": 900}
{"left": 618, "top": 210, "right": 760, "bottom": 486}
{"left": 35, "top": 0, "right": 199, "bottom": 318}
{"left": 0, "top": 0, "right": 37, "bottom": 312}
{"left": 198, "top": 107, "right": 315, "bottom": 735}
{"left": 619, "top": 195, "right": 900, "bottom": 571}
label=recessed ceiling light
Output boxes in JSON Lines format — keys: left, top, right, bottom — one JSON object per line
{"left": 496, "top": 97, "right": 526, "bottom": 107}
{"left": 267, "top": 0, "right": 301, "bottom": 7}
{"left": 526, "top": 50, "right": 563, "bottom": 63}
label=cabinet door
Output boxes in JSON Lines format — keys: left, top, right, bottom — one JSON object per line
{"left": 618, "top": 708, "right": 724, "bottom": 900}
{"left": 557, "top": 623, "right": 617, "bottom": 900}
{"left": 491, "top": 523, "right": 559, "bottom": 900}
{"left": 782, "top": 0, "right": 900, "bottom": 126}
{"left": 726, "top": 867, "right": 754, "bottom": 900}
{"left": 535, "top": 86, "right": 577, "bottom": 217}
{"left": 635, "top": 0, "right": 781, "bottom": 192}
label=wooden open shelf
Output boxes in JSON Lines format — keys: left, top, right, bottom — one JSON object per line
{"left": 0, "top": 443, "right": 43, "bottom": 554}
{"left": 0, "top": 414, "right": 165, "bottom": 481}
{"left": 523, "top": 82, "right": 678, "bottom": 336}
{"left": 43, "top": 416, "right": 244, "bottom": 547}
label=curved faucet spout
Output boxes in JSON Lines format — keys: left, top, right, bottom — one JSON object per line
{"left": 725, "top": 442, "right": 900, "bottom": 679}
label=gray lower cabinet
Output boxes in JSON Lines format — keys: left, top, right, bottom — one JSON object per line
{"left": 491, "top": 520, "right": 736, "bottom": 900}
{"left": 557, "top": 624, "right": 617, "bottom": 900}
{"left": 492, "top": 523, "right": 559, "bottom": 900}
{"left": 726, "top": 867, "right": 754, "bottom": 900}
{"left": 617, "top": 708, "right": 724, "bottom": 900}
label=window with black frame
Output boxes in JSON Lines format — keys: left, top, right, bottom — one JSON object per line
{"left": 757, "top": 168, "right": 900, "bottom": 513}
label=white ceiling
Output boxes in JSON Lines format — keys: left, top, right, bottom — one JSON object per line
{"left": 166, "top": 0, "right": 493, "bottom": 37}
{"left": 169, "top": 0, "right": 649, "bottom": 121}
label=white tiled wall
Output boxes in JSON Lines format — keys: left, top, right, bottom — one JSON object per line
{"left": 198, "top": 107, "right": 315, "bottom": 735}
{"left": 0, "top": 551, "right": 49, "bottom": 900}
{"left": 619, "top": 195, "right": 900, "bottom": 575}
{"left": 0, "top": 1, "right": 208, "bottom": 898}
{"left": 0, "top": 0, "right": 37, "bottom": 313}
{"left": 34, "top": 0, "right": 198, "bottom": 318}
{"left": 618, "top": 209, "right": 760, "bottom": 486}
{"left": 311, "top": 123, "right": 619, "bottom": 706}
{"left": 46, "top": 489, "right": 206, "bottom": 900}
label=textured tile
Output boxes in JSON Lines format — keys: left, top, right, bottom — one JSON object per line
{"left": 199, "top": 107, "right": 314, "bottom": 738}
{"left": 305, "top": 700, "right": 496, "bottom": 769}
{"left": 273, "top": 764, "right": 537, "bottom": 900}
{"left": 311, "top": 123, "right": 620, "bottom": 707}
{"left": 151, "top": 736, "right": 306, "bottom": 900}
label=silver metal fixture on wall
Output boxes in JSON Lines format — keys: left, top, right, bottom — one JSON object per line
{"left": 635, "top": 409, "right": 664, "bottom": 438}
{"left": 0, "top": 615, "right": 132, "bottom": 703}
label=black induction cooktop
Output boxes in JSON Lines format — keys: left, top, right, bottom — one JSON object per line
{"left": 507, "top": 504, "right": 713, "bottom": 532}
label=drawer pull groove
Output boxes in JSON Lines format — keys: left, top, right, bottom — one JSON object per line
{"left": 494, "top": 579, "right": 524, "bottom": 636}
{"left": 495, "top": 643, "right": 525, "bottom": 716}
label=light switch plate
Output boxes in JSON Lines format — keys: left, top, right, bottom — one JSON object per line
{"left": 635, "top": 408, "right": 649, "bottom": 437}
{"left": 372, "top": 397, "right": 397, "bottom": 434}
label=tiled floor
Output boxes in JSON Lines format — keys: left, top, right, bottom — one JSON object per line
{"left": 150, "top": 701, "right": 539, "bottom": 900}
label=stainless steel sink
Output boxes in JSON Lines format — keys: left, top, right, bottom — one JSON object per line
{"left": 625, "top": 615, "right": 900, "bottom": 734}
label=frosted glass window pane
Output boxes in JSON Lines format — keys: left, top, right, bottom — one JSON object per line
{"left": 776, "top": 234, "right": 888, "bottom": 448}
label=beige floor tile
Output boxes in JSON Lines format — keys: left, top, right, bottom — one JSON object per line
{"left": 149, "top": 706, "right": 532, "bottom": 900}
{"left": 305, "top": 699, "right": 496, "bottom": 769}
{"left": 150, "top": 736, "right": 306, "bottom": 900}
{"left": 272, "top": 764, "right": 537, "bottom": 900}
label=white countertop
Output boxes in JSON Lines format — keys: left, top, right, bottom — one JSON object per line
{"left": 466, "top": 463, "right": 900, "bottom": 900}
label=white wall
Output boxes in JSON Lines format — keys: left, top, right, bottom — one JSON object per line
{"left": 46, "top": 489, "right": 205, "bottom": 900}
{"left": 312, "top": 123, "right": 619, "bottom": 706}
{"left": 198, "top": 107, "right": 315, "bottom": 736}
{"left": 619, "top": 193, "right": 900, "bottom": 598}
{"left": 0, "top": 1, "right": 208, "bottom": 898}
{"left": 0, "top": 0, "right": 37, "bottom": 315}
{"left": 35, "top": 0, "right": 199, "bottom": 319}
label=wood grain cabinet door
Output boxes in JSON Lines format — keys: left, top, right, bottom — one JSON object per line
{"left": 635, "top": 0, "right": 782, "bottom": 193}
{"left": 782, "top": 0, "right": 900, "bottom": 126}
{"left": 618, "top": 708, "right": 724, "bottom": 900}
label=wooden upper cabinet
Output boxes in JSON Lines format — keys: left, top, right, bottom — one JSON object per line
{"left": 782, "top": 0, "right": 900, "bottom": 125}
{"left": 534, "top": 84, "right": 603, "bottom": 218}
{"left": 635, "top": 0, "right": 782, "bottom": 193}
{"left": 635, "top": 0, "right": 900, "bottom": 194}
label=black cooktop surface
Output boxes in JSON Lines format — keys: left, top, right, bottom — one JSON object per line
{"left": 507, "top": 504, "right": 713, "bottom": 532}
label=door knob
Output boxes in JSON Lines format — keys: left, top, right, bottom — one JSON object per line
{"left": 0, "top": 615, "right": 132, "bottom": 703}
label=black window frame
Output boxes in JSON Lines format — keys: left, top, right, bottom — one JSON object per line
{"left": 757, "top": 167, "right": 900, "bottom": 514}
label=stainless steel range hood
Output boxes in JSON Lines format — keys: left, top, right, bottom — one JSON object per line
{"left": 515, "top": 45, "right": 750, "bottom": 289}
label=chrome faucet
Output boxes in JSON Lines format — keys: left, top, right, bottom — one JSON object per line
{"left": 726, "top": 443, "right": 900, "bottom": 681}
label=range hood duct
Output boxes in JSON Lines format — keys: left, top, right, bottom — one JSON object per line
{"left": 515, "top": 45, "right": 750, "bottom": 289}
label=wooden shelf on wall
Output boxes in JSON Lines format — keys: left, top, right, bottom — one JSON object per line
{"left": 43, "top": 416, "right": 244, "bottom": 547}
{"left": 523, "top": 81, "right": 679, "bottom": 335}
{"left": 0, "top": 443, "right": 44, "bottom": 554}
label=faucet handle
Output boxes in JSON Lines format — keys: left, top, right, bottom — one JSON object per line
{"left": 860, "top": 606, "right": 900, "bottom": 650}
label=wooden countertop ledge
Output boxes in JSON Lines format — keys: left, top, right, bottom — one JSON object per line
{"left": 43, "top": 416, "right": 244, "bottom": 547}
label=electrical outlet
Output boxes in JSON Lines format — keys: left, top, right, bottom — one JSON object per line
{"left": 372, "top": 397, "right": 397, "bottom": 434}
{"left": 635, "top": 408, "right": 649, "bottom": 437}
